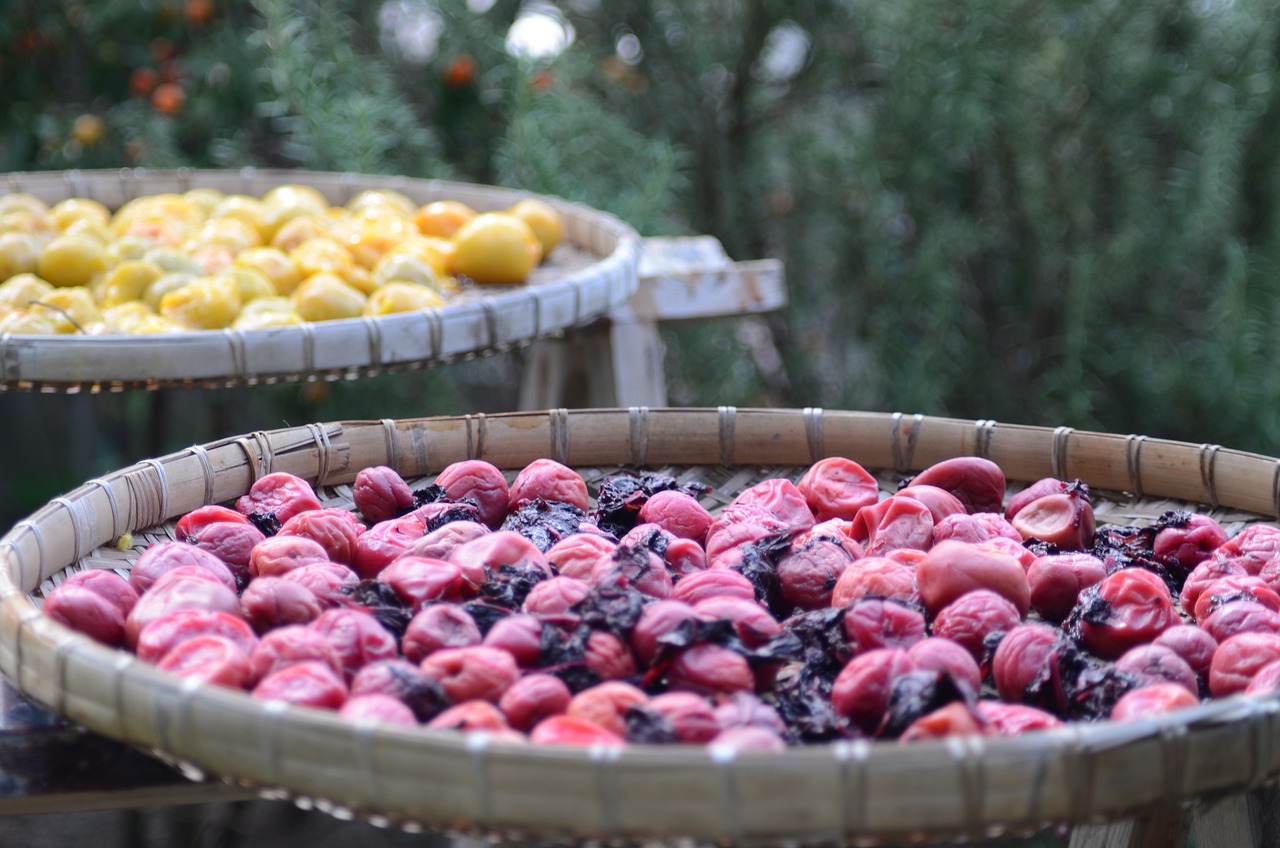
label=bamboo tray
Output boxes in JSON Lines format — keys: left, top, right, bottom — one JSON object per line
{"left": 0, "top": 169, "right": 641, "bottom": 392}
{"left": 3, "top": 408, "right": 1280, "bottom": 845}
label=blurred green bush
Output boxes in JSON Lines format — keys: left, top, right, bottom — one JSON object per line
{"left": 3, "top": 0, "right": 1280, "bottom": 520}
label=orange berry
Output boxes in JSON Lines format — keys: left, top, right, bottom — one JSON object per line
{"left": 444, "top": 54, "right": 476, "bottom": 88}
{"left": 151, "top": 83, "right": 185, "bottom": 116}
{"left": 184, "top": 0, "right": 214, "bottom": 24}
{"left": 129, "top": 67, "right": 158, "bottom": 97}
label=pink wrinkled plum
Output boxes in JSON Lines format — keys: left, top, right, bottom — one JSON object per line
{"left": 54, "top": 570, "right": 138, "bottom": 616}
{"left": 176, "top": 504, "right": 251, "bottom": 538}
{"left": 851, "top": 496, "right": 935, "bottom": 557}
{"left": 482, "top": 613, "right": 544, "bottom": 667}
{"left": 1215, "top": 524, "right": 1280, "bottom": 561}
{"left": 448, "top": 530, "right": 551, "bottom": 589}
{"left": 591, "top": 545, "right": 672, "bottom": 599}
{"left": 1192, "top": 575, "right": 1280, "bottom": 624}
{"left": 1154, "top": 513, "right": 1229, "bottom": 571}
{"left": 896, "top": 485, "right": 966, "bottom": 524}
{"left": 157, "top": 634, "right": 252, "bottom": 689}
{"left": 916, "top": 539, "right": 1030, "bottom": 617}
{"left": 906, "top": 637, "right": 982, "bottom": 698}
{"left": 992, "top": 623, "right": 1064, "bottom": 705}
{"left": 830, "top": 556, "right": 918, "bottom": 608}
{"left": 44, "top": 584, "right": 128, "bottom": 646}
{"left": 530, "top": 714, "right": 625, "bottom": 747}
{"left": 1179, "top": 558, "right": 1249, "bottom": 611}
{"left": 692, "top": 596, "right": 781, "bottom": 647}
{"left": 136, "top": 609, "right": 259, "bottom": 665}
{"left": 584, "top": 630, "right": 637, "bottom": 681}
{"left": 402, "top": 604, "right": 482, "bottom": 663}
{"left": 401, "top": 520, "right": 490, "bottom": 562}
{"left": 932, "top": 513, "right": 1014, "bottom": 546}
{"left": 240, "top": 576, "right": 324, "bottom": 631}
{"left": 931, "top": 589, "right": 1023, "bottom": 664}
{"left": 350, "top": 659, "right": 448, "bottom": 722}
{"left": 796, "top": 456, "right": 880, "bottom": 522}
{"left": 377, "top": 556, "right": 467, "bottom": 609}
{"left": 249, "top": 535, "right": 331, "bottom": 579}
{"left": 339, "top": 693, "right": 418, "bottom": 726}
{"left": 645, "top": 691, "right": 721, "bottom": 744}
{"left": 630, "top": 599, "right": 705, "bottom": 668}
{"left": 1077, "top": 569, "right": 1178, "bottom": 660}
{"left": 310, "top": 608, "right": 399, "bottom": 681}
{"left": 714, "top": 692, "right": 788, "bottom": 735}
{"left": 252, "top": 659, "right": 348, "bottom": 709}
{"left": 248, "top": 625, "right": 345, "bottom": 684}
{"left": 235, "top": 472, "right": 322, "bottom": 525}
{"left": 420, "top": 645, "right": 519, "bottom": 703}
{"left": 1111, "top": 683, "right": 1199, "bottom": 722}
{"left": 124, "top": 573, "right": 244, "bottom": 649}
{"left": 638, "top": 490, "right": 714, "bottom": 542}
{"left": 1152, "top": 625, "right": 1218, "bottom": 680}
{"left": 508, "top": 458, "right": 589, "bottom": 512}
{"left": 277, "top": 508, "right": 366, "bottom": 566}
{"left": 352, "top": 466, "right": 415, "bottom": 524}
{"left": 1011, "top": 490, "right": 1095, "bottom": 551}
{"left": 1209, "top": 631, "right": 1280, "bottom": 697}
{"left": 1114, "top": 644, "right": 1198, "bottom": 693}
{"left": 830, "top": 647, "right": 915, "bottom": 736}
{"left": 1201, "top": 600, "right": 1280, "bottom": 643}
{"left": 280, "top": 562, "right": 359, "bottom": 608}
{"left": 1244, "top": 660, "right": 1280, "bottom": 696}
{"left": 774, "top": 534, "right": 856, "bottom": 610}
{"left": 905, "top": 457, "right": 1006, "bottom": 515}
{"left": 1027, "top": 553, "right": 1107, "bottom": 621}
{"left": 671, "top": 568, "right": 755, "bottom": 605}
{"left": 546, "top": 533, "right": 617, "bottom": 581}
{"left": 663, "top": 538, "right": 709, "bottom": 578}
{"left": 974, "top": 701, "right": 1064, "bottom": 736}
{"left": 704, "top": 507, "right": 792, "bottom": 563}
{"left": 1005, "top": 478, "right": 1073, "bottom": 522}
{"left": 899, "top": 702, "right": 985, "bottom": 742}
{"left": 352, "top": 513, "right": 427, "bottom": 579}
{"left": 522, "top": 575, "right": 591, "bottom": 616}
{"left": 730, "top": 478, "right": 815, "bottom": 528}
{"left": 433, "top": 460, "right": 511, "bottom": 529}
{"left": 707, "top": 726, "right": 787, "bottom": 752}
{"left": 843, "top": 598, "right": 926, "bottom": 654}
{"left": 566, "top": 681, "right": 648, "bottom": 736}
{"left": 130, "top": 540, "right": 236, "bottom": 594}
{"left": 666, "top": 643, "right": 755, "bottom": 696}
{"left": 499, "top": 673, "right": 572, "bottom": 731}
{"left": 185, "top": 521, "right": 265, "bottom": 583}
{"left": 426, "top": 701, "right": 513, "bottom": 733}
{"left": 976, "top": 537, "right": 1037, "bottom": 571}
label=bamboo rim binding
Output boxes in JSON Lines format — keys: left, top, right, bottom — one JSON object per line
{"left": 3, "top": 408, "right": 1280, "bottom": 845}
{"left": 0, "top": 169, "right": 642, "bottom": 392}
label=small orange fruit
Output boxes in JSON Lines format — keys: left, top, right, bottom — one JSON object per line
{"left": 451, "top": 213, "right": 540, "bottom": 285}
{"left": 151, "top": 82, "right": 185, "bottom": 116}
{"left": 507, "top": 197, "right": 563, "bottom": 261}
{"left": 413, "top": 200, "right": 476, "bottom": 239}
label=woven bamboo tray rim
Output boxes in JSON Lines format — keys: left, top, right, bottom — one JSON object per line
{"left": 0, "top": 169, "right": 641, "bottom": 392}
{"left": 4, "top": 408, "right": 1280, "bottom": 845}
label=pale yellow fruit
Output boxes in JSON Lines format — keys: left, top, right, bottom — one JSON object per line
{"left": 234, "top": 246, "right": 302, "bottom": 296}
{"left": 212, "top": 267, "right": 276, "bottom": 304}
{"left": 0, "top": 193, "right": 49, "bottom": 218}
{"left": 507, "top": 197, "right": 563, "bottom": 260}
{"left": 0, "top": 232, "right": 41, "bottom": 280}
{"left": 183, "top": 187, "right": 226, "bottom": 217}
{"left": 364, "top": 281, "right": 446, "bottom": 316}
{"left": 101, "top": 302, "right": 156, "bottom": 333}
{"left": 291, "top": 237, "right": 355, "bottom": 279}
{"left": 160, "top": 275, "right": 243, "bottom": 330}
{"left": 211, "top": 194, "right": 269, "bottom": 240}
{"left": 413, "top": 200, "right": 476, "bottom": 239}
{"left": 450, "top": 212, "right": 539, "bottom": 285}
{"left": 347, "top": 189, "right": 416, "bottom": 216}
{"left": 49, "top": 197, "right": 111, "bottom": 231}
{"left": 0, "top": 309, "right": 58, "bottom": 334}
{"left": 37, "top": 234, "right": 109, "bottom": 287}
{"left": 261, "top": 184, "right": 330, "bottom": 241}
{"left": 105, "top": 235, "right": 151, "bottom": 265}
{"left": 0, "top": 273, "right": 54, "bottom": 310}
{"left": 372, "top": 251, "right": 439, "bottom": 289}
{"left": 98, "top": 260, "right": 164, "bottom": 307}
{"left": 143, "top": 247, "right": 203, "bottom": 276}
{"left": 233, "top": 309, "right": 305, "bottom": 330}
{"left": 143, "top": 272, "right": 198, "bottom": 312}
{"left": 290, "top": 273, "right": 366, "bottom": 322}
{"left": 271, "top": 214, "right": 332, "bottom": 253}
{"left": 41, "top": 286, "right": 101, "bottom": 333}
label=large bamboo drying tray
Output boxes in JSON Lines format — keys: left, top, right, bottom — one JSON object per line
{"left": 0, "top": 169, "right": 641, "bottom": 392}
{"left": 3, "top": 408, "right": 1280, "bottom": 845}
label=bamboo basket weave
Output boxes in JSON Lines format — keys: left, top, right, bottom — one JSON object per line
{"left": 0, "top": 169, "right": 640, "bottom": 392}
{"left": 3, "top": 408, "right": 1280, "bottom": 845}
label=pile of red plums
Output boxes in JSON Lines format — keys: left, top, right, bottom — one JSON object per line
{"left": 42, "top": 454, "right": 1280, "bottom": 749}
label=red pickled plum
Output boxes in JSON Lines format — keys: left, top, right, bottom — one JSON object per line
{"left": 590, "top": 545, "right": 672, "bottom": 599}
{"left": 157, "top": 635, "right": 252, "bottom": 689}
{"left": 1028, "top": 553, "right": 1107, "bottom": 621}
{"left": 1245, "top": 660, "right": 1280, "bottom": 696}
{"left": 482, "top": 613, "right": 544, "bottom": 667}
{"left": 353, "top": 514, "right": 428, "bottom": 579}
{"left": 499, "top": 673, "right": 573, "bottom": 732}
{"left": 1192, "top": 576, "right": 1280, "bottom": 624}
{"left": 248, "top": 625, "right": 344, "bottom": 684}
{"left": 124, "top": 573, "right": 244, "bottom": 649}
{"left": 402, "top": 604, "right": 482, "bottom": 663}
{"left": 566, "top": 681, "right": 648, "bottom": 737}
{"left": 339, "top": 693, "right": 417, "bottom": 726}
{"left": 130, "top": 541, "right": 235, "bottom": 594}
{"left": 1180, "top": 559, "right": 1250, "bottom": 611}
{"left": 176, "top": 504, "right": 250, "bottom": 538}
{"left": 508, "top": 459, "right": 589, "bottom": 512}
{"left": 401, "top": 521, "right": 490, "bottom": 562}
{"left": 249, "top": 535, "right": 331, "bottom": 579}
{"left": 426, "top": 700, "right": 510, "bottom": 732}
{"left": 236, "top": 472, "right": 322, "bottom": 526}
{"left": 1208, "top": 631, "right": 1280, "bottom": 696}
{"left": 916, "top": 540, "right": 1030, "bottom": 617}
{"left": 1153, "top": 625, "right": 1219, "bottom": 680}
{"left": 44, "top": 581, "right": 132, "bottom": 647}
{"left": 644, "top": 691, "right": 721, "bottom": 744}
{"left": 252, "top": 659, "right": 348, "bottom": 709}
{"left": 1114, "top": 644, "right": 1198, "bottom": 693}
{"left": 240, "top": 576, "right": 324, "bottom": 631}
{"left": 350, "top": 659, "right": 448, "bottom": 722}
{"left": 377, "top": 556, "right": 467, "bottom": 609}
{"left": 1154, "top": 513, "right": 1230, "bottom": 571}
{"left": 974, "top": 701, "right": 1064, "bottom": 736}
{"left": 830, "top": 648, "right": 915, "bottom": 736}
{"left": 796, "top": 457, "right": 880, "bottom": 522}
{"left": 899, "top": 702, "right": 985, "bottom": 742}
{"left": 707, "top": 726, "right": 787, "bottom": 752}
{"left": 277, "top": 508, "right": 366, "bottom": 567}
{"left": 420, "top": 645, "right": 519, "bottom": 703}
{"left": 583, "top": 630, "right": 638, "bottom": 681}
{"left": 352, "top": 466, "right": 415, "bottom": 524}
{"left": 672, "top": 569, "right": 755, "bottom": 605}
{"left": 280, "top": 562, "right": 359, "bottom": 608}
{"left": 638, "top": 490, "right": 714, "bottom": 542}
{"left": 448, "top": 530, "right": 551, "bottom": 590}
{"left": 136, "top": 609, "right": 258, "bottom": 665}
{"left": 1010, "top": 491, "right": 1095, "bottom": 551}
{"left": 1005, "top": 478, "right": 1073, "bottom": 522}
{"left": 692, "top": 596, "right": 782, "bottom": 647}
{"left": 906, "top": 637, "right": 982, "bottom": 698}
{"left": 1201, "top": 600, "right": 1280, "bottom": 643}
{"left": 992, "top": 624, "right": 1065, "bottom": 705}
{"left": 931, "top": 589, "right": 1023, "bottom": 664}
{"left": 895, "top": 485, "right": 966, "bottom": 524}
{"left": 1076, "top": 568, "right": 1178, "bottom": 660}
{"left": 666, "top": 643, "right": 755, "bottom": 696}
{"left": 630, "top": 599, "right": 705, "bottom": 668}
{"left": 713, "top": 692, "right": 788, "bottom": 735}
{"left": 530, "top": 714, "right": 625, "bottom": 747}
{"left": 830, "top": 556, "right": 917, "bottom": 608}
{"left": 545, "top": 533, "right": 617, "bottom": 581}
{"left": 185, "top": 521, "right": 265, "bottom": 583}
{"left": 905, "top": 457, "right": 1006, "bottom": 515}
{"left": 522, "top": 575, "right": 591, "bottom": 617}
{"left": 843, "top": 598, "right": 926, "bottom": 654}
{"left": 774, "top": 534, "right": 856, "bottom": 610}
{"left": 54, "top": 570, "right": 138, "bottom": 616}
{"left": 851, "top": 496, "right": 934, "bottom": 557}
{"left": 435, "top": 460, "right": 511, "bottom": 529}
{"left": 1111, "top": 683, "right": 1199, "bottom": 721}
{"left": 310, "top": 608, "right": 399, "bottom": 681}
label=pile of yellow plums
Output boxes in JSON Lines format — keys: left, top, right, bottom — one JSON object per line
{"left": 0, "top": 184, "right": 563, "bottom": 335}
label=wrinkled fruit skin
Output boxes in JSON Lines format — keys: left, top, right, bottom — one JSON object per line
{"left": 1077, "top": 569, "right": 1178, "bottom": 660}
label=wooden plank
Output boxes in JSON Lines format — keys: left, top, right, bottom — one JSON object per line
{"left": 1191, "top": 792, "right": 1262, "bottom": 848}
{"left": 1068, "top": 807, "right": 1192, "bottom": 848}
